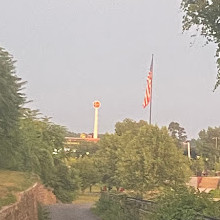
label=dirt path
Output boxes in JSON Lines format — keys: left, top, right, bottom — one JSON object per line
{"left": 47, "top": 203, "right": 101, "bottom": 220}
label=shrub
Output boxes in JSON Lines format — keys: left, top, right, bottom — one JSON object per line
{"left": 151, "top": 186, "right": 220, "bottom": 220}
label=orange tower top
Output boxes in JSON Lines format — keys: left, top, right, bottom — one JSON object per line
{"left": 93, "top": 101, "right": 101, "bottom": 109}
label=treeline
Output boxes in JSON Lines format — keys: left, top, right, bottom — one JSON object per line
{"left": 1, "top": 46, "right": 220, "bottom": 213}
{"left": 68, "top": 119, "right": 220, "bottom": 197}
{"left": 167, "top": 121, "right": 220, "bottom": 176}
{"left": 0, "top": 47, "right": 79, "bottom": 202}
{"left": 92, "top": 119, "right": 220, "bottom": 219}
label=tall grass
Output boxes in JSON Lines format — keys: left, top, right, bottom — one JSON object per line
{"left": 0, "top": 170, "right": 39, "bottom": 209}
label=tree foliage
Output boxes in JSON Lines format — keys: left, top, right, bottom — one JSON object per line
{"left": 17, "top": 109, "right": 80, "bottom": 202}
{"left": 96, "top": 119, "right": 191, "bottom": 195}
{"left": 0, "top": 47, "right": 81, "bottom": 202}
{"left": 181, "top": 0, "right": 220, "bottom": 90}
{"left": 73, "top": 157, "right": 100, "bottom": 192}
{"left": 0, "top": 47, "right": 25, "bottom": 134}
{"left": 117, "top": 123, "right": 191, "bottom": 193}
{"left": 152, "top": 186, "right": 220, "bottom": 220}
{"left": 0, "top": 47, "right": 26, "bottom": 168}
{"left": 195, "top": 126, "right": 220, "bottom": 170}
{"left": 95, "top": 133, "right": 121, "bottom": 188}
{"left": 168, "top": 122, "right": 187, "bottom": 148}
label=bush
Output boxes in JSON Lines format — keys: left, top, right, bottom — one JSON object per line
{"left": 53, "top": 187, "right": 76, "bottom": 203}
{"left": 210, "top": 189, "right": 220, "bottom": 198}
{"left": 94, "top": 193, "right": 142, "bottom": 220}
{"left": 46, "top": 159, "right": 80, "bottom": 203}
{"left": 151, "top": 186, "right": 220, "bottom": 220}
{"left": 94, "top": 196, "right": 125, "bottom": 220}
{"left": 37, "top": 203, "right": 50, "bottom": 220}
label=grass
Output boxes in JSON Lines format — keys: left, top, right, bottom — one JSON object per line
{"left": 73, "top": 184, "right": 101, "bottom": 204}
{"left": 0, "top": 170, "right": 39, "bottom": 209}
{"left": 73, "top": 193, "right": 100, "bottom": 204}
{"left": 210, "top": 189, "right": 220, "bottom": 199}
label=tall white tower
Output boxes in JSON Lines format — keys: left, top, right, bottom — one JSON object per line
{"left": 93, "top": 101, "right": 101, "bottom": 139}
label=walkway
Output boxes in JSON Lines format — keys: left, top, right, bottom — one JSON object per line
{"left": 47, "top": 203, "right": 101, "bottom": 220}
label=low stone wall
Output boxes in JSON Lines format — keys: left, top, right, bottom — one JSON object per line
{"left": 35, "top": 183, "right": 56, "bottom": 205}
{"left": 0, "top": 183, "right": 56, "bottom": 220}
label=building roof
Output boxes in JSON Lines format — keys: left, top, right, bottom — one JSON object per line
{"left": 198, "top": 177, "right": 220, "bottom": 189}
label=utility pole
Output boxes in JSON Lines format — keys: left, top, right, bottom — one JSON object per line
{"left": 187, "top": 141, "right": 191, "bottom": 159}
{"left": 183, "top": 141, "right": 191, "bottom": 159}
{"left": 212, "top": 137, "right": 219, "bottom": 149}
{"left": 212, "top": 137, "right": 219, "bottom": 163}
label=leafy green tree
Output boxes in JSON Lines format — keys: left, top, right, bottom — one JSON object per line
{"left": 190, "top": 157, "right": 205, "bottom": 176}
{"left": 117, "top": 124, "right": 191, "bottom": 194}
{"left": 181, "top": 0, "right": 220, "bottom": 90}
{"left": 70, "top": 141, "right": 99, "bottom": 157}
{"left": 151, "top": 186, "right": 220, "bottom": 220}
{"left": 17, "top": 109, "right": 80, "bottom": 202}
{"left": 48, "top": 158, "right": 80, "bottom": 203}
{"left": 0, "top": 47, "right": 80, "bottom": 202}
{"left": 96, "top": 120, "right": 191, "bottom": 195}
{"left": 95, "top": 134, "right": 121, "bottom": 189}
{"left": 195, "top": 126, "right": 220, "bottom": 170}
{"left": 73, "top": 157, "right": 100, "bottom": 192}
{"left": 115, "top": 118, "right": 147, "bottom": 136}
{"left": 18, "top": 109, "right": 61, "bottom": 176}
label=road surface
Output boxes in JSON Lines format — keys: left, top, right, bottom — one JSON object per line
{"left": 47, "top": 203, "right": 101, "bottom": 220}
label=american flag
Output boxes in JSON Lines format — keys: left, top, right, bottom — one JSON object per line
{"left": 143, "top": 56, "right": 153, "bottom": 108}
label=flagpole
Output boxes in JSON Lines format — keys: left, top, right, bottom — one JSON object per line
{"left": 149, "top": 54, "right": 153, "bottom": 125}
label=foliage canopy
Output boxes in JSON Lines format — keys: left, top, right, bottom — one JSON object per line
{"left": 96, "top": 119, "right": 192, "bottom": 195}
{"left": 152, "top": 186, "right": 220, "bottom": 220}
{"left": 181, "top": 0, "right": 220, "bottom": 90}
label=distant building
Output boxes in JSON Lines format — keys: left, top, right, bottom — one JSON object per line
{"left": 188, "top": 177, "right": 220, "bottom": 193}
{"left": 65, "top": 101, "right": 101, "bottom": 146}
{"left": 65, "top": 134, "right": 100, "bottom": 146}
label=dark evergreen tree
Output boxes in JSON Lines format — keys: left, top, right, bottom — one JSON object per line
{"left": 168, "top": 122, "right": 187, "bottom": 149}
{"left": 0, "top": 47, "right": 25, "bottom": 168}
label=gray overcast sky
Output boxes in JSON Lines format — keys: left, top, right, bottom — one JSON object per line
{"left": 0, "top": 0, "right": 219, "bottom": 139}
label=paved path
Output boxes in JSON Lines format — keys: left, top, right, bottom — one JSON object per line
{"left": 47, "top": 203, "right": 101, "bottom": 220}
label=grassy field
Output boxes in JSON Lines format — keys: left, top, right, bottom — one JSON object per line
{"left": 0, "top": 170, "right": 39, "bottom": 209}
{"left": 73, "top": 184, "right": 101, "bottom": 204}
{"left": 73, "top": 193, "right": 100, "bottom": 204}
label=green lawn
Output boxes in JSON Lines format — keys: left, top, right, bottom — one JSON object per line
{"left": 73, "top": 193, "right": 100, "bottom": 204}
{"left": 0, "top": 170, "right": 39, "bottom": 209}
{"left": 73, "top": 184, "right": 101, "bottom": 204}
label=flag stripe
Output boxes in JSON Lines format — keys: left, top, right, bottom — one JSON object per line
{"left": 143, "top": 57, "right": 153, "bottom": 108}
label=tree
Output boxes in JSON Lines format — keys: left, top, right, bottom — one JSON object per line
{"left": 16, "top": 109, "right": 80, "bottom": 202}
{"left": 48, "top": 158, "right": 80, "bottom": 203}
{"left": 190, "top": 157, "right": 205, "bottom": 176}
{"left": 168, "top": 122, "right": 187, "bottom": 148}
{"left": 151, "top": 186, "right": 220, "bottom": 220}
{"left": 0, "top": 47, "right": 80, "bottom": 202}
{"left": 96, "top": 119, "right": 191, "bottom": 195}
{"left": 117, "top": 124, "right": 191, "bottom": 194}
{"left": 0, "top": 47, "right": 26, "bottom": 169}
{"left": 115, "top": 118, "right": 148, "bottom": 136}
{"left": 0, "top": 47, "right": 25, "bottom": 134}
{"left": 195, "top": 126, "right": 220, "bottom": 170}
{"left": 181, "top": 0, "right": 220, "bottom": 90}
{"left": 95, "top": 133, "right": 122, "bottom": 189}
{"left": 73, "top": 157, "right": 100, "bottom": 192}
